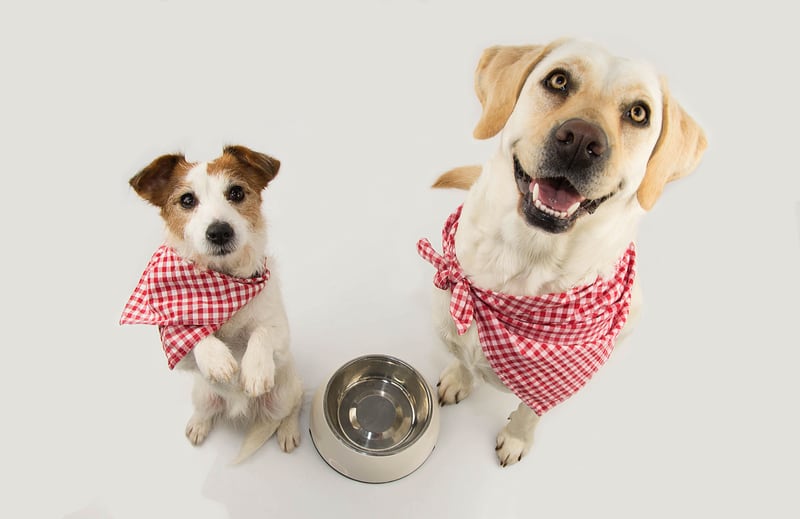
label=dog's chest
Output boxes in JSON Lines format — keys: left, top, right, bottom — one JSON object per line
{"left": 457, "top": 241, "right": 580, "bottom": 296}
{"left": 454, "top": 225, "right": 615, "bottom": 297}
{"left": 215, "top": 289, "right": 271, "bottom": 347}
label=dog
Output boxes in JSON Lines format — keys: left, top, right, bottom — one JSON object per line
{"left": 122, "top": 145, "right": 303, "bottom": 462}
{"left": 418, "top": 38, "right": 707, "bottom": 466}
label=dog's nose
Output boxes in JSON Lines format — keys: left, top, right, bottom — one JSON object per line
{"left": 553, "top": 119, "right": 608, "bottom": 169}
{"left": 206, "top": 221, "right": 234, "bottom": 246}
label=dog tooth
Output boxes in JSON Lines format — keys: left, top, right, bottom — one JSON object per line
{"left": 530, "top": 182, "right": 540, "bottom": 200}
{"left": 566, "top": 201, "right": 581, "bottom": 216}
{"left": 539, "top": 202, "right": 550, "bottom": 215}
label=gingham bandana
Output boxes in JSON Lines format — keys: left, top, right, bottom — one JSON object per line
{"left": 120, "top": 245, "right": 269, "bottom": 369}
{"left": 417, "top": 206, "right": 636, "bottom": 415}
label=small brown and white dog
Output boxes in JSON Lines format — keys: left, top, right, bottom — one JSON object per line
{"left": 127, "top": 145, "right": 302, "bottom": 462}
{"left": 425, "top": 39, "right": 706, "bottom": 466}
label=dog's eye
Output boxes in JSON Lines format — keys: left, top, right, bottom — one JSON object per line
{"left": 544, "top": 70, "right": 570, "bottom": 94}
{"left": 227, "top": 185, "right": 245, "bottom": 203}
{"left": 626, "top": 103, "right": 650, "bottom": 125}
{"left": 179, "top": 193, "right": 196, "bottom": 209}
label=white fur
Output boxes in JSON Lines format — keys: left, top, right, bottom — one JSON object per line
{"left": 432, "top": 40, "right": 665, "bottom": 466}
{"left": 162, "top": 161, "right": 303, "bottom": 461}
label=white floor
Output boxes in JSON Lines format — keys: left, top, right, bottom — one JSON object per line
{"left": 3, "top": 2, "right": 799, "bottom": 518}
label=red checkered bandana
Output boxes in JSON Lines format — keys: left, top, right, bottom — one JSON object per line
{"left": 417, "top": 206, "right": 636, "bottom": 415}
{"left": 120, "top": 245, "right": 269, "bottom": 369}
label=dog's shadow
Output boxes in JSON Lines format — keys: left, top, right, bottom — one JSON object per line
{"left": 198, "top": 390, "right": 339, "bottom": 516}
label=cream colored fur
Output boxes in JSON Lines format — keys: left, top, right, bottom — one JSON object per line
{"left": 430, "top": 39, "right": 706, "bottom": 466}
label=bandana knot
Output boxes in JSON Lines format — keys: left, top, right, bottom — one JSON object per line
{"left": 417, "top": 230, "right": 475, "bottom": 334}
{"left": 417, "top": 205, "right": 637, "bottom": 415}
{"left": 120, "top": 245, "right": 270, "bottom": 369}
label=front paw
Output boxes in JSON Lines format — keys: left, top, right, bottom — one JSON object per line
{"left": 240, "top": 364, "right": 275, "bottom": 398}
{"left": 194, "top": 339, "right": 239, "bottom": 384}
{"left": 495, "top": 428, "right": 532, "bottom": 467}
{"left": 240, "top": 328, "right": 277, "bottom": 397}
{"left": 495, "top": 407, "right": 536, "bottom": 467}
{"left": 437, "top": 361, "right": 473, "bottom": 406}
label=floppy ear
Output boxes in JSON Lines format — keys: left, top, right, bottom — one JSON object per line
{"left": 129, "top": 153, "right": 187, "bottom": 207}
{"left": 637, "top": 80, "right": 707, "bottom": 210}
{"left": 223, "top": 145, "right": 281, "bottom": 191}
{"left": 432, "top": 165, "right": 482, "bottom": 190}
{"left": 473, "top": 44, "right": 552, "bottom": 140}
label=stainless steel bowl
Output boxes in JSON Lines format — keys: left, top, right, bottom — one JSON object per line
{"left": 310, "top": 355, "right": 439, "bottom": 483}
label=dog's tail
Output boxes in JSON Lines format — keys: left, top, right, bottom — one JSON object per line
{"left": 233, "top": 419, "right": 281, "bottom": 464}
{"left": 432, "top": 165, "right": 482, "bottom": 190}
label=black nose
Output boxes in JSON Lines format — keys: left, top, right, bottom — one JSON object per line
{"left": 553, "top": 118, "right": 608, "bottom": 170}
{"left": 206, "top": 221, "right": 234, "bottom": 246}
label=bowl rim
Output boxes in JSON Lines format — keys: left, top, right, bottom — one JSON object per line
{"left": 322, "top": 353, "right": 435, "bottom": 457}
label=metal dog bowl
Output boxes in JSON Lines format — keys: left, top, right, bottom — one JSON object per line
{"left": 310, "top": 354, "right": 439, "bottom": 483}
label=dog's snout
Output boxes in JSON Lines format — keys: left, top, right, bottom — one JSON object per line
{"left": 206, "top": 221, "right": 235, "bottom": 246}
{"left": 554, "top": 119, "right": 608, "bottom": 169}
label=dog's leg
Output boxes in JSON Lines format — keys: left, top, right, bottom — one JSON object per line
{"left": 185, "top": 376, "right": 225, "bottom": 446}
{"left": 240, "top": 325, "right": 287, "bottom": 397}
{"left": 437, "top": 359, "right": 474, "bottom": 405}
{"left": 495, "top": 402, "right": 540, "bottom": 467}
{"left": 193, "top": 335, "right": 239, "bottom": 384}
{"left": 276, "top": 402, "right": 302, "bottom": 453}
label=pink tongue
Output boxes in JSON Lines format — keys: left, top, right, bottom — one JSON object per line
{"left": 532, "top": 180, "right": 584, "bottom": 212}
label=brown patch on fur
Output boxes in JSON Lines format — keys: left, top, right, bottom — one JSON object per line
{"left": 209, "top": 145, "right": 280, "bottom": 192}
{"left": 129, "top": 154, "right": 193, "bottom": 208}
{"left": 229, "top": 178, "right": 266, "bottom": 233}
{"left": 638, "top": 80, "right": 707, "bottom": 210}
{"left": 159, "top": 181, "right": 197, "bottom": 240}
{"left": 433, "top": 165, "right": 483, "bottom": 190}
{"left": 207, "top": 146, "right": 281, "bottom": 230}
{"left": 130, "top": 154, "right": 197, "bottom": 241}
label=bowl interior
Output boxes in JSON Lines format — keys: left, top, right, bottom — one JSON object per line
{"left": 323, "top": 355, "right": 433, "bottom": 455}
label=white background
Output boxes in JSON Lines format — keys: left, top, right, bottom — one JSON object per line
{"left": 1, "top": 1, "right": 798, "bottom": 518}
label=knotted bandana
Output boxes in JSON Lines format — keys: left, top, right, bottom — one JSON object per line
{"left": 120, "top": 245, "right": 270, "bottom": 369}
{"left": 417, "top": 206, "right": 636, "bottom": 415}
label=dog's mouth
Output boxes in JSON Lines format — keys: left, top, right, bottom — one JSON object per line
{"left": 513, "top": 156, "right": 612, "bottom": 234}
{"left": 210, "top": 244, "right": 238, "bottom": 257}
{"left": 207, "top": 242, "right": 237, "bottom": 257}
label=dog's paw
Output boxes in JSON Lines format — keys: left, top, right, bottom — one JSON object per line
{"left": 241, "top": 369, "right": 275, "bottom": 398}
{"left": 240, "top": 356, "right": 275, "bottom": 398}
{"left": 495, "top": 432, "right": 528, "bottom": 467}
{"left": 195, "top": 339, "right": 239, "bottom": 384}
{"left": 202, "top": 355, "right": 239, "bottom": 384}
{"left": 276, "top": 415, "right": 301, "bottom": 453}
{"left": 185, "top": 416, "right": 213, "bottom": 446}
{"left": 437, "top": 361, "right": 473, "bottom": 406}
{"left": 495, "top": 424, "right": 533, "bottom": 467}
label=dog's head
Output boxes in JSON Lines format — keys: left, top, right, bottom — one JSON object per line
{"left": 129, "top": 145, "right": 280, "bottom": 272}
{"left": 438, "top": 39, "right": 706, "bottom": 234}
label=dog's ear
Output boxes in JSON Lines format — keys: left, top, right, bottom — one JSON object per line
{"left": 222, "top": 145, "right": 281, "bottom": 191}
{"left": 637, "top": 80, "right": 707, "bottom": 210}
{"left": 473, "top": 44, "right": 551, "bottom": 140}
{"left": 129, "top": 153, "right": 187, "bottom": 207}
{"left": 432, "top": 165, "right": 482, "bottom": 190}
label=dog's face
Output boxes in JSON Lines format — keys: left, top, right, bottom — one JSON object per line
{"left": 470, "top": 39, "right": 706, "bottom": 234}
{"left": 130, "top": 145, "right": 280, "bottom": 270}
